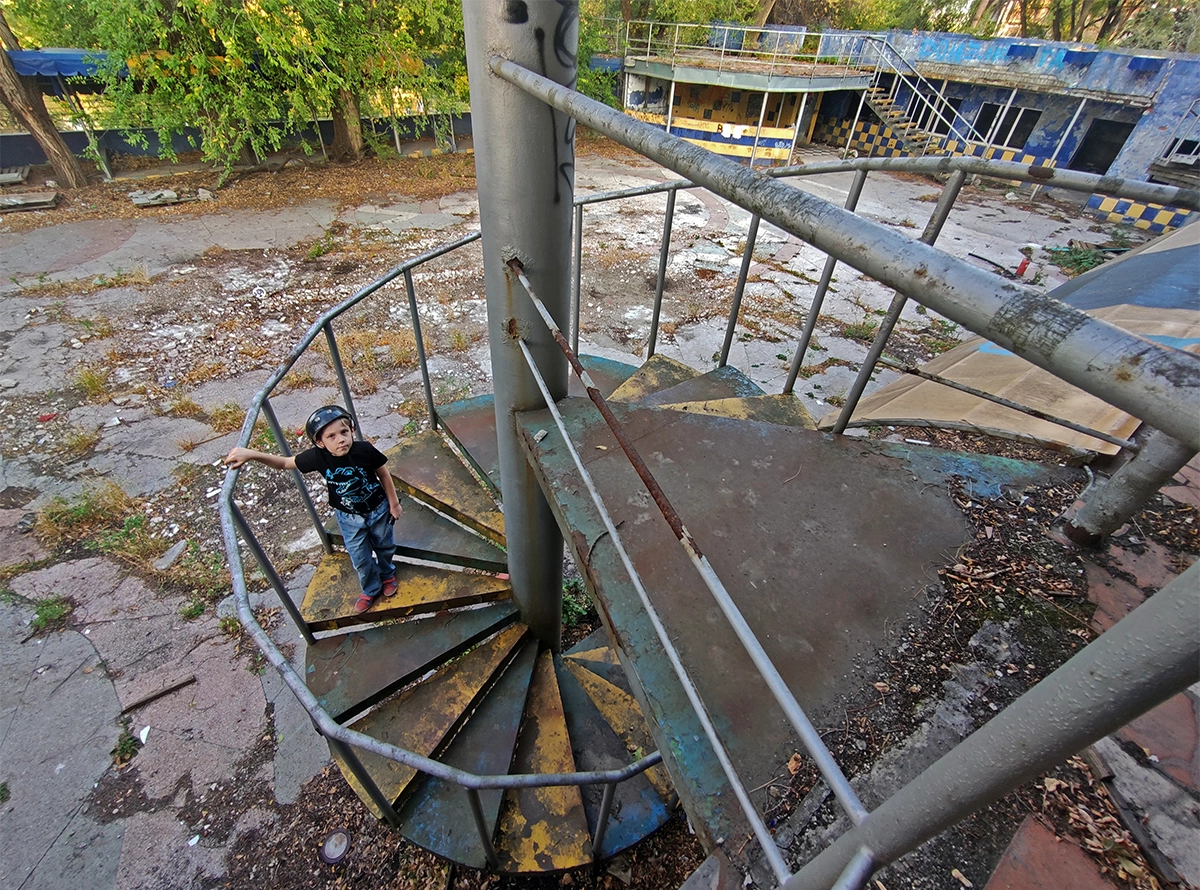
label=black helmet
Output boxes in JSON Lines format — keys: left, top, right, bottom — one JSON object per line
{"left": 305, "top": 405, "right": 355, "bottom": 443}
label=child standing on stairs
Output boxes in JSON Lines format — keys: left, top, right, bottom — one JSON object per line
{"left": 225, "top": 405, "right": 402, "bottom": 614}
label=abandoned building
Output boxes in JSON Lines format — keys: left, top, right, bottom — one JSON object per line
{"left": 621, "top": 23, "right": 1200, "bottom": 232}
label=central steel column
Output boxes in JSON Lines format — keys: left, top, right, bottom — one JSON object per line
{"left": 464, "top": 0, "right": 576, "bottom": 650}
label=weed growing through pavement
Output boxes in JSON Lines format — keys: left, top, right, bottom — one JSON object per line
{"left": 562, "top": 578, "right": 594, "bottom": 628}
{"left": 207, "top": 403, "right": 244, "bottom": 434}
{"left": 842, "top": 317, "right": 880, "bottom": 342}
{"left": 73, "top": 364, "right": 110, "bottom": 401}
{"left": 0, "top": 782, "right": 9, "bottom": 804}
{"left": 219, "top": 615, "right": 241, "bottom": 636}
{"left": 34, "top": 483, "right": 230, "bottom": 599}
{"left": 31, "top": 596, "right": 72, "bottom": 632}
{"left": 111, "top": 717, "right": 139, "bottom": 767}
{"left": 167, "top": 395, "right": 204, "bottom": 418}
{"left": 180, "top": 598, "right": 205, "bottom": 620}
{"left": 279, "top": 367, "right": 317, "bottom": 390}
{"left": 77, "top": 316, "right": 114, "bottom": 339}
{"left": 63, "top": 425, "right": 101, "bottom": 457}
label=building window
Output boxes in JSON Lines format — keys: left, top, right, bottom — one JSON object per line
{"left": 731, "top": 91, "right": 742, "bottom": 102}
{"left": 703, "top": 109, "right": 713, "bottom": 120}
{"left": 976, "top": 103, "right": 1043, "bottom": 149}
{"left": 748, "top": 94, "right": 763, "bottom": 116}
{"left": 913, "top": 95, "right": 964, "bottom": 136}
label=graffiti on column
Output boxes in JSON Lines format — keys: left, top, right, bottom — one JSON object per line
{"left": 502, "top": 0, "right": 577, "bottom": 204}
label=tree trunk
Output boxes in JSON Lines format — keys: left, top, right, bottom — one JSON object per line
{"left": 0, "top": 12, "right": 88, "bottom": 188}
{"left": 330, "top": 87, "right": 364, "bottom": 160}
{"left": 752, "top": 0, "right": 779, "bottom": 27}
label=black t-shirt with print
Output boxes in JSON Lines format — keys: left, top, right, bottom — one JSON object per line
{"left": 294, "top": 441, "right": 388, "bottom": 515}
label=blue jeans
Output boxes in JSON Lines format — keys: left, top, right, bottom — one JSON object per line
{"left": 334, "top": 500, "right": 396, "bottom": 599}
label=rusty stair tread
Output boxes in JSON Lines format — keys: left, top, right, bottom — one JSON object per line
{"left": 564, "top": 625, "right": 612, "bottom": 656}
{"left": 656, "top": 394, "right": 816, "bottom": 430}
{"left": 554, "top": 655, "right": 672, "bottom": 860}
{"left": 636, "top": 365, "right": 765, "bottom": 408}
{"left": 385, "top": 430, "right": 506, "bottom": 545}
{"left": 398, "top": 639, "right": 540, "bottom": 869}
{"left": 563, "top": 653, "right": 635, "bottom": 699}
{"left": 495, "top": 650, "right": 592, "bottom": 873}
{"left": 305, "top": 601, "right": 519, "bottom": 723}
{"left": 608, "top": 354, "right": 698, "bottom": 403}
{"left": 324, "top": 490, "right": 507, "bottom": 573}
{"left": 300, "top": 553, "right": 511, "bottom": 631}
{"left": 332, "top": 623, "right": 528, "bottom": 819}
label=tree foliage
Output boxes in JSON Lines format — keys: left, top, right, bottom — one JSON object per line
{"left": 4, "top": 0, "right": 465, "bottom": 175}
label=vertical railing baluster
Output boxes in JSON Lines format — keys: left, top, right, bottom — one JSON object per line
{"left": 261, "top": 398, "right": 333, "bottom": 553}
{"left": 784, "top": 168, "right": 869, "bottom": 394}
{"left": 720, "top": 214, "right": 760, "bottom": 367}
{"left": 403, "top": 268, "right": 439, "bottom": 429}
{"left": 646, "top": 185, "right": 677, "bottom": 359}
{"left": 573, "top": 203, "right": 584, "bottom": 355}
{"left": 593, "top": 782, "right": 617, "bottom": 860}
{"left": 322, "top": 321, "right": 361, "bottom": 439}
{"left": 466, "top": 788, "right": 500, "bottom": 869}
{"left": 326, "top": 736, "right": 403, "bottom": 827}
{"left": 832, "top": 169, "right": 967, "bottom": 433}
{"left": 230, "top": 504, "right": 317, "bottom": 645}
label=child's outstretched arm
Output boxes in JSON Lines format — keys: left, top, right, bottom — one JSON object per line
{"left": 225, "top": 447, "right": 297, "bottom": 471}
{"left": 375, "top": 465, "right": 402, "bottom": 520}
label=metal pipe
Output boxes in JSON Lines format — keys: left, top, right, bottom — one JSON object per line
{"left": 573, "top": 203, "right": 584, "bottom": 355}
{"left": 1063, "top": 429, "right": 1197, "bottom": 545}
{"left": 512, "top": 267, "right": 870, "bottom": 831}
{"left": 720, "top": 214, "right": 761, "bottom": 367}
{"left": 515, "top": 337, "right": 791, "bottom": 884}
{"left": 986, "top": 89, "right": 1018, "bottom": 150}
{"left": 787, "top": 92, "right": 808, "bottom": 166}
{"left": 874, "top": 357, "right": 1138, "bottom": 452}
{"left": 1031, "top": 97, "right": 1087, "bottom": 199}
{"left": 326, "top": 735, "right": 403, "bottom": 827}
{"left": 322, "top": 321, "right": 361, "bottom": 441}
{"left": 784, "top": 168, "right": 869, "bottom": 393}
{"left": 665, "top": 80, "right": 676, "bottom": 135}
{"left": 403, "top": 268, "right": 438, "bottom": 429}
{"left": 230, "top": 504, "right": 317, "bottom": 645}
{"left": 261, "top": 398, "right": 333, "bottom": 553}
{"left": 833, "top": 169, "right": 967, "bottom": 433}
{"left": 785, "top": 561, "right": 1200, "bottom": 890}
{"left": 750, "top": 91, "right": 769, "bottom": 168}
{"left": 593, "top": 781, "right": 617, "bottom": 857}
{"left": 831, "top": 847, "right": 875, "bottom": 890}
{"left": 647, "top": 185, "right": 677, "bottom": 359}
{"left": 487, "top": 61, "right": 1199, "bottom": 445}
{"left": 846, "top": 88, "right": 868, "bottom": 154}
{"left": 466, "top": 788, "right": 500, "bottom": 868}
{"left": 768, "top": 156, "right": 1198, "bottom": 210}
{"left": 466, "top": 3, "right": 574, "bottom": 650}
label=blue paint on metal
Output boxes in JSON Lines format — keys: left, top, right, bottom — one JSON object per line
{"left": 878, "top": 441, "right": 1076, "bottom": 499}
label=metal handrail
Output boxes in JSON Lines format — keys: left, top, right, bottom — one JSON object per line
{"left": 217, "top": 227, "right": 663, "bottom": 855}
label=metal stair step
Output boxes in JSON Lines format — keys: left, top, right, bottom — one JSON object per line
{"left": 563, "top": 651, "right": 635, "bottom": 699}
{"left": 305, "top": 601, "right": 520, "bottom": 723}
{"left": 324, "top": 491, "right": 507, "bottom": 573}
{"left": 385, "top": 429, "right": 506, "bottom": 546}
{"left": 332, "top": 623, "right": 528, "bottom": 819}
{"left": 655, "top": 394, "right": 816, "bottom": 430}
{"left": 636, "top": 365, "right": 766, "bottom": 408}
{"left": 561, "top": 659, "right": 672, "bottom": 803}
{"left": 608, "top": 354, "right": 699, "bottom": 403}
{"left": 300, "top": 553, "right": 511, "bottom": 631}
{"left": 495, "top": 650, "right": 593, "bottom": 872}
{"left": 564, "top": 625, "right": 612, "bottom": 656}
{"left": 397, "top": 639, "right": 540, "bottom": 868}
{"left": 554, "top": 655, "right": 672, "bottom": 860}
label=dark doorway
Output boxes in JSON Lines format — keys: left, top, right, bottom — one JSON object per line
{"left": 1068, "top": 118, "right": 1136, "bottom": 174}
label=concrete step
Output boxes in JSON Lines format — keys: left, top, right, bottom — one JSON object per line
{"left": 299, "top": 552, "right": 511, "bottom": 631}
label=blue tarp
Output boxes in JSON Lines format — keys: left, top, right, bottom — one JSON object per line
{"left": 6, "top": 48, "right": 106, "bottom": 78}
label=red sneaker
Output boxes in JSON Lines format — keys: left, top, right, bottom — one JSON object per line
{"left": 353, "top": 593, "right": 375, "bottom": 614}
{"left": 380, "top": 576, "right": 398, "bottom": 598}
